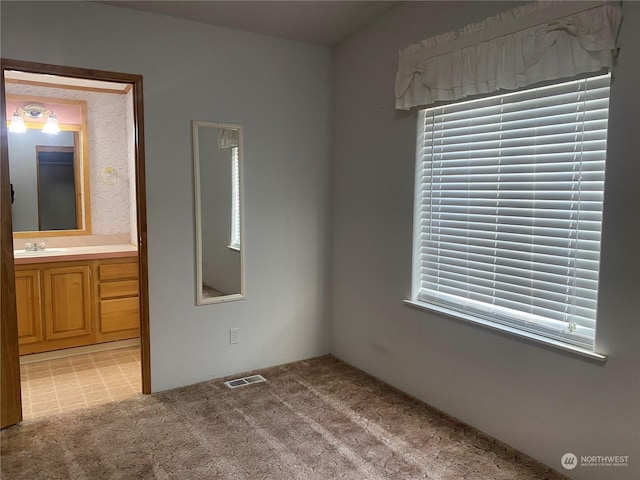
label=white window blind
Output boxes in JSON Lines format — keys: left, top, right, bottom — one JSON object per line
{"left": 414, "top": 73, "right": 611, "bottom": 350}
{"left": 230, "top": 146, "right": 241, "bottom": 250}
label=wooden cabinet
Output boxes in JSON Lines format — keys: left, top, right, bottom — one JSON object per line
{"left": 15, "top": 256, "right": 139, "bottom": 356}
{"left": 16, "top": 261, "right": 94, "bottom": 355}
{"left": 97, "top": 258, "right": 140, "bottom": 343}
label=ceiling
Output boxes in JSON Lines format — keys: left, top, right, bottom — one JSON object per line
{"left": 99, "top": 1, "right": 402, "bottom": 47}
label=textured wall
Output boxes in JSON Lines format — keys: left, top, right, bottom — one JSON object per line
{"left": 125, "top": 91, "right": 137, "bottom": 245}
{"left": 6, "top": 83, "right": 133, "bottom": 235}
{"left": 331, "top": 2, "right": 639, "bottom": 480}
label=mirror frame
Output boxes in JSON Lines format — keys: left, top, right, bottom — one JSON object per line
{"left": 192, "top": 120, "right": 245, "bottom": 305}
{"left": 8, "top": 93, "right": 91, "bottom": 238}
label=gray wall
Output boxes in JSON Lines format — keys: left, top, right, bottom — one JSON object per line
{"left": 1, "top": 1, "right": 332, "bottom": 391}
{"left": 331, "top": 2, "right": 639, "bottom": 480}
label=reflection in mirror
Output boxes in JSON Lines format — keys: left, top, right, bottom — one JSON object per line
{"left": 6, "top": 94, "right": 90, "bottom": 237}
{"left": 193, "top": 121, "right": 245, "bottom": 305}
{"left": 10, "top": 131, "right": 78, "bottom": 231}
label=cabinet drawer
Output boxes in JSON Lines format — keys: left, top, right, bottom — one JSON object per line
{"left": 100, "top": 279, "right": 139, "bottom": 299}
{"left": 99, "top": 297, "right": 140, "bottom": 333}
{"left": 99, "top": 262, "right": 138, "bottom": 281}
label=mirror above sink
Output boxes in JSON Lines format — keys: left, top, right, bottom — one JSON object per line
{"left": 192, "top": 121, "right": 245, "bottom": 305}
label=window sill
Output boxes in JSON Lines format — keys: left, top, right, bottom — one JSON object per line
{"left": 403, "top": 299, "right": 607, "bottom": 362}
{"left": 227, "top": 245, "right": 240, "bottom": 252}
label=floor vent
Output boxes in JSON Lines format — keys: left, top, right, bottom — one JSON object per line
{"left": 224, "top": 374, "right": 267, "bottom": 389}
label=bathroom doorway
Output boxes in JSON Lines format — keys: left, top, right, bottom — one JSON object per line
{"left": 1, "top": 59, "right": 150, "bottom": 427}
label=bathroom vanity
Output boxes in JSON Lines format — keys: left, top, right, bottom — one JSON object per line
{"left": 14, "top": 246, "right": 139, "bottom": 355}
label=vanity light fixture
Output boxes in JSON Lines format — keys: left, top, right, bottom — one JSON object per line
{"left": 9, "top": 103, "right": 59, "bottom": 134}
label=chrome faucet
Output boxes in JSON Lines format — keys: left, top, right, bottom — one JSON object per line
{"left": 24, "top": 242, "right": 46, "bottom": 252}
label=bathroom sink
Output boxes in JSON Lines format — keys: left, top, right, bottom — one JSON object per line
{"left": 14, "top": 248, "right": 70, "bottom": 257}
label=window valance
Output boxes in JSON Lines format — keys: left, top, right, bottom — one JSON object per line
{"left": 395, "top": 1, "right": 622, "bottom": 110}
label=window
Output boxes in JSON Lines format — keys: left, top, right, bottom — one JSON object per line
{"left": 230, "top": 146, "right": 240, "bottom": 250}
{"left": 412, "top": 74, "right": 611, "bottom": 351}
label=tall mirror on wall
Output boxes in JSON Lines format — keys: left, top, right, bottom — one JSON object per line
{"left": 6, "top": 94, "right": 91, "bottom": 237}
{"left": 193, "top": 121, "right": 245, "bottom": 305}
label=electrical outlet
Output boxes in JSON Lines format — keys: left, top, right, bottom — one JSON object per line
{"left": 230, "top": 328, "right": 240, "bottom": 344}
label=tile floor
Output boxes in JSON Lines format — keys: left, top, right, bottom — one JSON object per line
{"left": 20, "top": 346, "right": 141, "bottom": 420}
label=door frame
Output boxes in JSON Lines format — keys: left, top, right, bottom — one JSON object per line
{"left": 1, "top": 59, "right": 151, "bottom": 428}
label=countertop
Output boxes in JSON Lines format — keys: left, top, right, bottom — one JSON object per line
{"left": 13, "top": 244, "right": 138, "bottom": 265}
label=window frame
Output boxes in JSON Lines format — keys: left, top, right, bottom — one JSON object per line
{"left": 407, "top": 74, "right": 611, "bottom": 361}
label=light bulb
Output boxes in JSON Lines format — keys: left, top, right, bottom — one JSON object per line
{"left": 9, "top": 112, "right": 26, "bottom": 133}
{"left": 42, "top": 114, "right": 59, "bottom": 134}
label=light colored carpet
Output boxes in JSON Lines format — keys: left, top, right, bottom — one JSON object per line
{"left": 1, "top": 355, "right": 567, "bottom": 479}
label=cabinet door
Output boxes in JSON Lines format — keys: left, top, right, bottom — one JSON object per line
{"left": 15, "top": 269, "right": 43, "bottom": 345}
{"left": 43, "top": 265, "right": 93, "bottom": 341}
